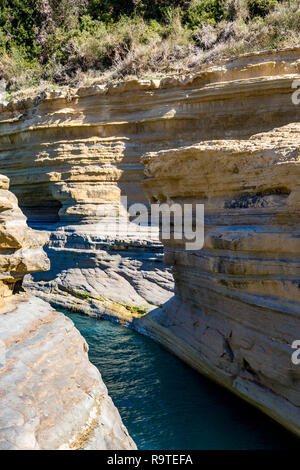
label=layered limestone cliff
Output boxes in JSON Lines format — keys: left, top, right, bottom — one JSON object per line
{"left": 3, "top": 47, "right": 300, "bottom": 317}
{"left": 0, "top": 47, "right": 300, "bottom": 436}
{"left": 0, "top": 176, "right": 135, "bottom": 450}
{"left": 0, "top": 73, "right": 179, "bottom": 317}
{"left": 0, "top": 174, "right": 49, "bottom": 300}
{"left": 139, "top": 126, "right": 300, "bottom": 435}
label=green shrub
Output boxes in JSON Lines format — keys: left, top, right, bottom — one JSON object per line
{"left": 0, "top": 0, "right": 299, "bottom": 94}
{"left": 0, "top": 45, "right": 42, "bottom": 91}
{"left": 0, "top": 29, "right": 6, "bottom": 55}
{"left": 184, "top": 0, "right": 227, "bottom": 29}
{"left": 247, "top": 0, "right": 278, "bottom": 18}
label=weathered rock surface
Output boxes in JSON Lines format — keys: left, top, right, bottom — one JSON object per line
{"left": 24, "top": 226, "right": 174, "bottom": 320}
{"left": 0, "top": 177, "right": 136, "bottom": 450}
{"left": 0, "top": 174, "right": 49, "bottom": 302}
{"left": 1, "top": 47, "right": 300, "bottom": 436}
{"left": 1, "top": 48, "right": 300, "bottom": 223}
{"left": 3, "top": 48, "right": 300, "bottom": 315}
{"left": 0, "top": 295, "right": 136, "bottom": 450}
{"left": 139, "top": 122, "right": 300, "bottom": 437}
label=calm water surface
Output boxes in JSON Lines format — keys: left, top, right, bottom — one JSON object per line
{"left": 64, "top": 311, "right": 299, "bottom": 450}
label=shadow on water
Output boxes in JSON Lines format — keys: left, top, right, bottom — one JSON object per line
{"left": 63, "top": 311, "right": 299, "bottom": 450}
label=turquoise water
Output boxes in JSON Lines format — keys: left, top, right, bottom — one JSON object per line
{"left": 65, "top": 312, "right": 299, "bottom": 450}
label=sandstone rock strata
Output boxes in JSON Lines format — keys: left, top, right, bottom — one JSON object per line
{"left": 0, "top": 295, "right": 136, "bottom": 450}
{"left": 0, "top": 176, "right": 136, "bottom": 450}
{"left": 24, "top": 226, "right": 174, "bottom": 321}
{"left": 1, "top": 48, "right": 300, "bottom": 223}
{"left": 0, "top": 174, "right": 49, "bottom": 301}
{"left": 1, "top": 47, "right": 300, "bottom": 435}
{"left": 139, "top": 123, "right": 300, "bottom": 437}
{"left": 2, "top": 48, "right": 300, "bottom": 315}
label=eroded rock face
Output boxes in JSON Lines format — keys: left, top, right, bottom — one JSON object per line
{"left": 1, "top": 47, "right": 300, "bottom": 436}
{"left": 1, "top": 48, "right": 300, "bottom": 222}
{"left": 24, "top": 226, "right": 174, "bottom": 320}
{"left": 0, "top": 296, "right": 136, "bottom": 450}
{"left": 139, "top": 123, "right": 300, "bottom": 436}
{"left": 0, "top": 177, "right": 136, "bottom": 449}
{"left": 0, "top": 174, "right": 49, "bottom": 301}
{"left": 2, "top": 48, "right": 300, "bottom": 315}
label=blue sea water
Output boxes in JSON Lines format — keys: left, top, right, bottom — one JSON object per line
{"left": 64, "top": 312, "right": 299, "bottom": 450}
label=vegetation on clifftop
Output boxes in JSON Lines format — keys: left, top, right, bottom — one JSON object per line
{"left": 0, "top": 0, "right": 299, "bottom": 94}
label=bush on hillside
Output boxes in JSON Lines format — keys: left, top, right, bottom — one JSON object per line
{"left": 247, "top": 0, "right": 278, "bottom": 18}
{"left": 0, "top": 0, "right": 299, "bottom": 94}
{"left": 184, "top": 0, "right": 227, "bottom": 28}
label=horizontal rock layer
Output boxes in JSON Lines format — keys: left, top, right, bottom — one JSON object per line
{"left": 0, "top": 174, "right": 49, "bottom": 301}
{"left": 23, "top": 224, "right": 174, "bottom": 318}
{"left": 1, "top": 48, "right": 300, "bottom": 224}
{"left": 1, "top": 48, "right": 300, "bottom": 436}
{"left": 140, "top": 122, "right": 300, "bottom": 436}
{"left": 2, "top": 48, "right": 300, "bottom": 312}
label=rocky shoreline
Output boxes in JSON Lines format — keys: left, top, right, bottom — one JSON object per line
{"left": 0, "top": 176, "right": 136, "bottom": 450}
{"left": 0, "top": 48, "right": 299, "bottom": 440}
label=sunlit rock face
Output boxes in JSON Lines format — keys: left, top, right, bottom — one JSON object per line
{"left": 0, "top": 296, "right": 136, "bottom": 450}
{"left": 2, "top": 48, "right": 300, "bottom": 314}
{"left": 0, "top": 174, "right": 49, "bottom": 302}
{"left": 140, "top": 122, "right": 300, "bottom": 436}
{"left": 0, "top": 47, "right": 300, "bottom": 434}
{"left": 1, "top": 48, "right": 300, "bottom": 224}
{"left": 131, "top": 46, "right": 300, "bottom": 436}
{"left": 0, "top": 176, "right": 136, "bottom": 450}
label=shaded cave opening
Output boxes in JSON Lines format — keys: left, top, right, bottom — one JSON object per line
{"left": 21, "top": 200, "right": 63, "bottom": 229}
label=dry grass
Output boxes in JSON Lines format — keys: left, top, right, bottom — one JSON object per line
{"left": 1, "top": 0, "right": 299, "bottom": 99}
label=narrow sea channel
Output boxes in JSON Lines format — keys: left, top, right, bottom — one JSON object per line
{"left": 64, "top": 311, "right": 299, "bottom": 450}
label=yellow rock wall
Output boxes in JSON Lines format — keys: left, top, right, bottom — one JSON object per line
{"left": 0, "top": 48, "right": 300, "bottom": 222}
{"left": 0, "top": 174, "right": 49, "bottom": 301}
{"left": 1, "top": 47, "right": 300, "bottom": 436}
{"left": 0, "top": 175, "right": 136, "bottom": 450}
{"left": 138, "top": 52, "right": 300, "bottom": 436}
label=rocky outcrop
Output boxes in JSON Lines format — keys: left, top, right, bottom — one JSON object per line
{"left": 2, "top": 47, "right": 300, "bottom": 222}
{"left": 139, "top": 123, "right": 300, "bottom": 436}
{"left": 0, "top": 47, "right": 300, "bottom": 436}
{"left": 2, "top": 48, "right": 300, "bottom": 315}
{"left": 0, "top": 296, "right": 136, "bottom": 450}
{"left": 0, "top": 176, "right": 135, "bottom": 450}
{"left": 24, "top": 229, "right": 174, "bottom": 322}
{"left": 0, "top": 174, "right": 49, "bottom": 301}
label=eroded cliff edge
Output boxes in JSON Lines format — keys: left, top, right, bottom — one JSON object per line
{"left": 0, "top": 174, "right": 136, "bottom": 450}
{"left": 4, "top": 48, "right": 300, "bottom": 318}
{"left": 138, "top": 122, "right": 300, "bottom": 434}
{"left": 0, "top": 47, "right": 300, "bottom": 436}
